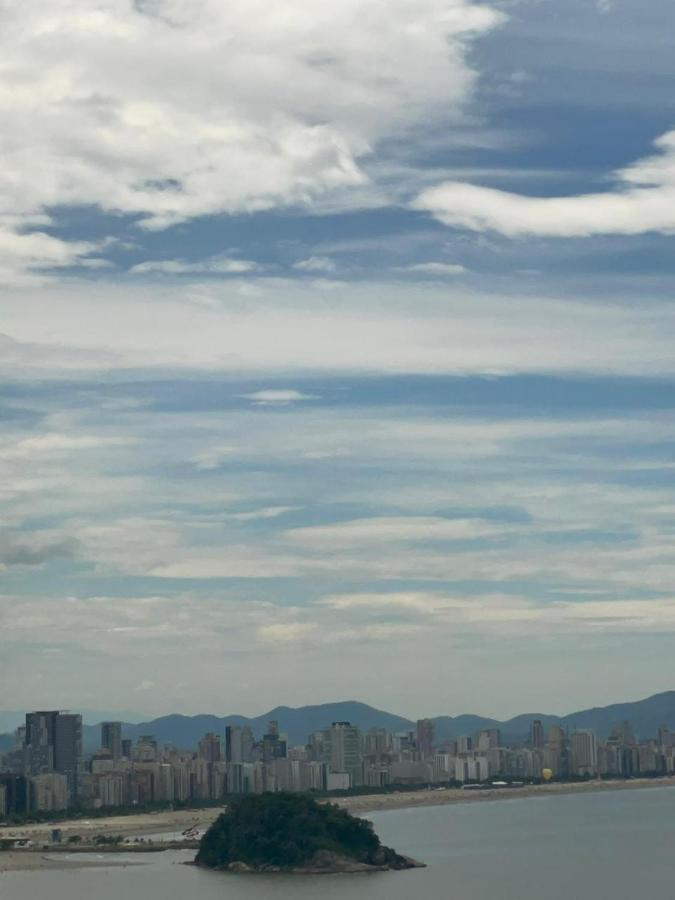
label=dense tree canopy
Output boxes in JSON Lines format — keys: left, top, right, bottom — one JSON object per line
{"left": 195, "top": 793, "right": 383, "bottom": 869}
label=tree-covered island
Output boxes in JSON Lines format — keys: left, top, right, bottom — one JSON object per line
{"left": 194, "top": 793, "right": 425, "bottom": 874}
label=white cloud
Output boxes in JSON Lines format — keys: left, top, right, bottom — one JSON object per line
{"left": 317, "top": 590, "right": 675, "bottom": 636}
{"left": 4, "top": 279, "right": 675, "bottom": 379}
{"left": 229, "top": 506, "right": 298, "bottom": 522}
{"left": 0, "top": 0, "right": 503, "bottom": 281}
{"left": 292, "top": 257, "right": 337, "bottom": 274}
{"left": 241, "top": 389, "right": 318, "bottom": 405}
{"left": 283, "top": 516, "right": 509, "bottom": 548}
{"left": 0, "top": 433, "right": 132, "bottom": 461}
{"left": 321, "top": 591, "right": 454, "bottom": 613}
{"left": 414, "top": 130, "right": 675, "bottom": 237}
{"left": 257, "top": 622, "right": 318, "bottom": 644}
{"left": 398, "top": 262, "right": 467, "bottom": 275}
{"left": 131, "top": 255, "right": 257, "bottom": 275}
{"left": 0, "top": 228, "right": 103, "bottom": 286}
{"left": 192, "top": 444, "right": 237, "bottom": 470}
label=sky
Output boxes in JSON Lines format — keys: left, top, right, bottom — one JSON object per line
{"left": 2, "top": 0, "right": 675, "bottom": 722}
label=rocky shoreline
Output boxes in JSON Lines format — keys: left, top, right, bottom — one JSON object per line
{"left": 195, "top": 848, "right": 426, "bottom": 875}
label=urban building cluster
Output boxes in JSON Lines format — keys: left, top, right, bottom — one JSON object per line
{"left": 2, "top": 710, "right": 675, "bottom": 816}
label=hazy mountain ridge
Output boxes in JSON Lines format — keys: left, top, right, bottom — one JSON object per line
{"left": 2, "top": 692, "right": 675, "bottom": 754}
{"left": 0, "top": 708, "right": 146, "bottom": 734}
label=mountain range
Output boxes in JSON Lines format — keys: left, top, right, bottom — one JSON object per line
{"left": 1, "top": 692, "right": 674, "bottom": 754}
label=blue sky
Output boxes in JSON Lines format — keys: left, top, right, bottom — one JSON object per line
{"left": 1, "top": 0, "right": 675, "bottom": 720}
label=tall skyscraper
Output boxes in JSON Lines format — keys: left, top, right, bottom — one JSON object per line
{"left": 365, "top": 727, "right": 391, "bottom": 757}
{"left": 53, "top": 713, "right": 83, "bottom": 802}
{"left": 531, "top": 719, "right": 544, "bottom": 749}
{"left": 24, "top": 711, "right": 82, "bottom": 803}
{"left": 267, "top": 720, "right": 280, "bottom": 737}
{"left": 476, "top": 728, "right": 500, "bottom": 751}
{"left": 329, "top": 722, "right": 362, "bottom": 787}
{"left": 610, "top": 720, "right": 637, "bottom": 747}
{"left": 225, "top": 725, "right": 255, "bottom": 763}
{"left": 24, "top": 711, "right": 56, "bottom": 774}
{"left": 0, "top": 775, "right": 30, "bottom": 816}
{"left": 416, "top": 719, "right": 435, "bottom": 759}
{"left": 545, "top": 724, "right": 569, "bottom": 778}
{"left": 457, "top": 735, "right": 472, "bottom": 754}
{"left": 101, "top": 722, "right": 123, "bottom": 761}
{"left": 262, "top": 728, "right": 287, "bottom": 765}
{"left": 570, "top": 730, "right": 598, "bottom": 776}
{"left": 198, "top": 732, "right": 222, "bottom": 762}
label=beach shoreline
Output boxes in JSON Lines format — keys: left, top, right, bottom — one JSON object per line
{"left": 339, "top": 775, "right": 675, "bottom": 815}
{"left": 3, "top": 776, "right": 675, "bottom": 871}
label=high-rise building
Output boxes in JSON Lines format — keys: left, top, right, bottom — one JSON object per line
{"left": 530, "top": 720, "right": 544, "bottom": 749}
{"left": 0, "top": 775, "right": 29, "bottom": 815}
{"left": 611, "top": 721, "right": 637, "bottom": 747}
{"left": 262, "top": 725, "right": 287, "bottom": 764}
{"left": 308, "top": 729, "right": 332, "bottom": 764}
{"left": 570, "top": 730, "right": 597, "bottom": 776}
{"left": 416, "top": 719, "right": 435, "bottom": 760}
{"left": 101, "top": 722, "right": 123, "bottom": 761}
{"left": 24, "top": 711, "right": 82, "bottom": 803}
{"left": 198, "top": 732, "right": 222, "bottom": 763}
{"left": 329, "top": 722, "right": 362, "bottom": 787}
{"left": 365, "top": 728, "right": 390, "bottom": 757}
{"left": 30, "top": 773, "right": 68, "bottom": 811}
{"left": 225, "top": 725, "right": 255, "bottom": 764}
{"left": 658, "top": 726, "right": 674, "bottom": 750}
{"left": 476, "top": 729, "right": 500, "bottom": 752}
{"left": 133, "top": 736, "right": 158, "bottom": 763}
{"left": 457, "top": 735, "right": 472, "bottom": 754}
{"left": 24, "top": 711, "right": 56, "bottom": 774}
{"left": 53, "top": 714, "right": 83, "bottom": 802}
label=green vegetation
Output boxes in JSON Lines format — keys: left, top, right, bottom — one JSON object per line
{"left": 196, "top": 792, "right": 406, "bottom": 871}
{"left": 93, "top": 834, "right": 124, "bottom": 845}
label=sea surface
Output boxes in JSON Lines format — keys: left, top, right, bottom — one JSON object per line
{"left": 4, "top": 786, "right": 675, "bottom": 899}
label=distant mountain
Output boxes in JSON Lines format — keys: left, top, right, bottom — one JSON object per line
{"left": 82, "top": 700, "right": 414, "bottom": 752}
{"left": 0, "top": 708, "right": 146, "bottom": 734}
{"left": 558, "top": 691, "right": 675, "bottom": 738}
{"left": 4, "top": 692, "right": 675, "bottom": 755}
{"left": 432, "top": 715, "right": 500, "bottom": 743}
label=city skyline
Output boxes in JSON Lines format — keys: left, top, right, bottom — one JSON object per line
{"left": 3, "top": 702, "right": 674, "bottom": 818}
{"left": 3, "top": 0, "right": 675, "bottom": 717}
{"left": 4, "top": 688, "right": 675, "bottom": 749}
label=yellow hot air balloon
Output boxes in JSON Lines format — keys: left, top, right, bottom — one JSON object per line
{"left": 542, "top": 768, "right": 553, "bottom": 782}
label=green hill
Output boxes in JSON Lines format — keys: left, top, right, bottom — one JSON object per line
{"left": 195, "top": 793, "right": 422, "bottom": 873}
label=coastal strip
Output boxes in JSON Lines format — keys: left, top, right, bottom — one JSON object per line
{"left": 338, "top": 776, "right": 675, "bottom": 815}
{"left": 3, "top": 775, "right": 675, "bottom": 869}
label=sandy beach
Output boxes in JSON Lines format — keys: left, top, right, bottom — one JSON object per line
{"left": 339, "top": 775, "right": 675, "bottom": 815}
{"left": 0, "top": 850, "right": 155, "bottom": 873}
{"left": 3, "top": 777, "right": 675, "bottom": 871}
{"left": 0, "top": 806, "right": 222, "bottom": 844}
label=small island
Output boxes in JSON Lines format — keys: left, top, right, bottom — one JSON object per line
{"left": 194, "top": 792, "right": 425, "bottom": 874}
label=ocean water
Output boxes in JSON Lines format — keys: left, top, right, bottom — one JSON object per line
{"left": 3, "top": 786, "right": 675, "bottom": 900}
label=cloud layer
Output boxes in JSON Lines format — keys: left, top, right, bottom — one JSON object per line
{"left": 0, "top": 0, "right": 502, "bottom": 282}
{"left": 415, "top": 130, "right": 675, "bottom": 237}
{"left": 3, "top": 279, "right": 675, "bottom": 379}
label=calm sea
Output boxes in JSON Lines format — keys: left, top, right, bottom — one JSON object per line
{"left": 4, "top": 786, "right": 675, "bottom": 900}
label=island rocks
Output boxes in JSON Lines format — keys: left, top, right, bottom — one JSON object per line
{"left": 194, "top": 792, "right": 425, "bottom": 875}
